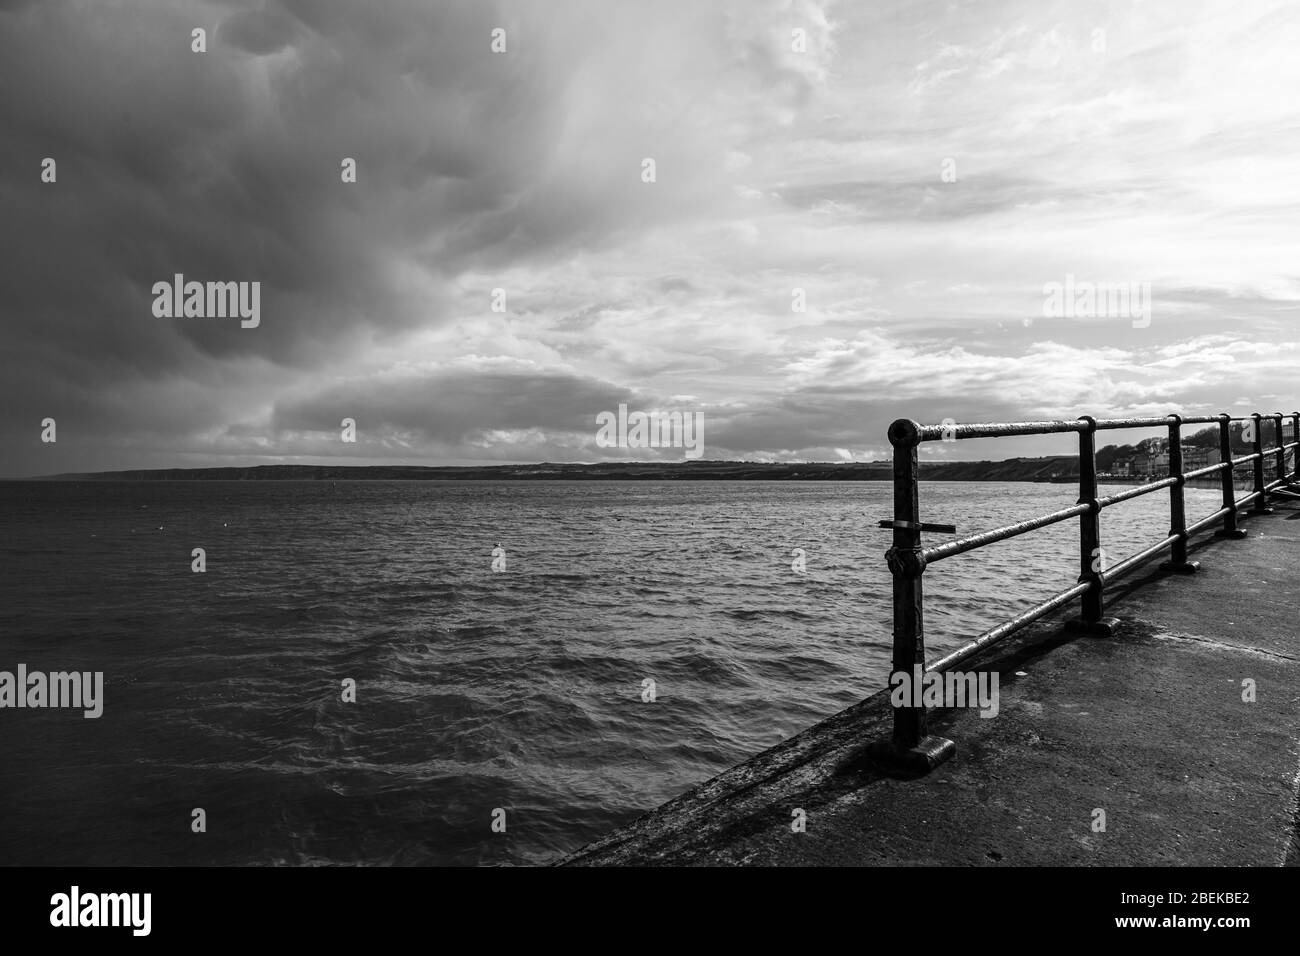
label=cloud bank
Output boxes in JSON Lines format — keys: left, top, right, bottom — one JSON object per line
{"left": 2, "top": 0, "right": 1298, "bottom": 475}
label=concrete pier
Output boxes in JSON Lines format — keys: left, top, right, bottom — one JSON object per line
{"left": 560, "top": 500, "right": 1300, "bottom": 866}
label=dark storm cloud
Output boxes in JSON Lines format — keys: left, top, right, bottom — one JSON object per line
{"left": 270, "top": 365, "right": 635, "bottom": 445}
{"left": 0, "top": 0, "right": 655, "bottom": 473}
{"left": 0, "top": 3, "right": 779, "bottom": 388}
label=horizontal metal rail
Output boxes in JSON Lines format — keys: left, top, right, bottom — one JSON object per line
{"left": 1100, "top": 534, "right": 1179, "bottom": 584}
{"left": 876, "top": 409, "right": 1298, "bottom": 770}
{"left": 1095, "top": 476, "right": 1176, "bottom": 508}
{"left": 911, "top": 420, "right": 1085, "bottom": 442}
{"left": 1185, "top": 506, "right": 1234, "bottom": 537}
{"left": 907, "top": 415, "right": 1257, "bottom": 444}
{"left": 922, "top": 503, "right": 1088, "bottom": 564}
{"left": 1182, "top": 461, "right": 1230, "bottom": 481}
{"left": 1092, "top": 415, "right": 1223, "bottom": 429}
{"left": 928, "top": 581, "right": 1092, "bottom": 674}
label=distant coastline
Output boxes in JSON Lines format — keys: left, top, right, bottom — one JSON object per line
{"left": 28, "top": 457, "right": 1114, "bottom": 482}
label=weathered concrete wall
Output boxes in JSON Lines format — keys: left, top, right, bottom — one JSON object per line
{"left": 559, "top": 500, "right": 1300, "bottom": 866}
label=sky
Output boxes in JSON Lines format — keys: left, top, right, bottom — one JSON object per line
{"left": 2, "top": 0, "right": 1299, "bottom": 476}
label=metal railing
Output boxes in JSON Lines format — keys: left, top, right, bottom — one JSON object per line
{"left": 872, "top": 411, "right": 1300, "bottom": 772}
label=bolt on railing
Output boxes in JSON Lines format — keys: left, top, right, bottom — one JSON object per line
{"left": 871, "top": 411, "right": 1299, "bottom": 773}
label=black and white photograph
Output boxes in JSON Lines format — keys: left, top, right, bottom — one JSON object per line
{"left": 0, "top": 0, "right": 1294, "bottom": 938}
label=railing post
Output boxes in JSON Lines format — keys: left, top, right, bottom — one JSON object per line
{"left": 1215, "top": 413, "right": 1246, "bottom": 539}
{"left": 1273, "top": 412, "right": 1286, "bottom": 485}
{"left": 889, "top": 420, "right": 924, "bottom": 749}
{"left": 1067, "top": 416, "right": 1116, "bottom": 635}
{"left": 1249, "top": 412, "right": 1271, "bottom": 514}
{"left": 1160, "top": 414, "right": 1198, "bottom": 573}
{"left": 868, "top": 419, "right": 954, "bottom": 774}
{"left": 1291, "top": 413, "right": 1300, "bottom": 485}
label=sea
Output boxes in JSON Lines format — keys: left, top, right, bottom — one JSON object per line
{"left": 0, "top": 479, "right": 1227, "bottom": 866}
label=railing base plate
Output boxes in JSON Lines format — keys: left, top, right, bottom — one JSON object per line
{"left": 1065, "top": 616, "right": 1120, "bottom": 637}
{"left": 1214, "top": 528, "right": 1248, "bottom": 539}
{"left": 865, "top": 735, "right": 955, "bottom": 774}
{"left": 1158, "top": 560, "right": 1200, "bottom": 574}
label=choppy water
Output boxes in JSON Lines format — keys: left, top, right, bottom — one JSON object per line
{"left": 0, "top": 479, "right": 1225, "bottom": 865}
